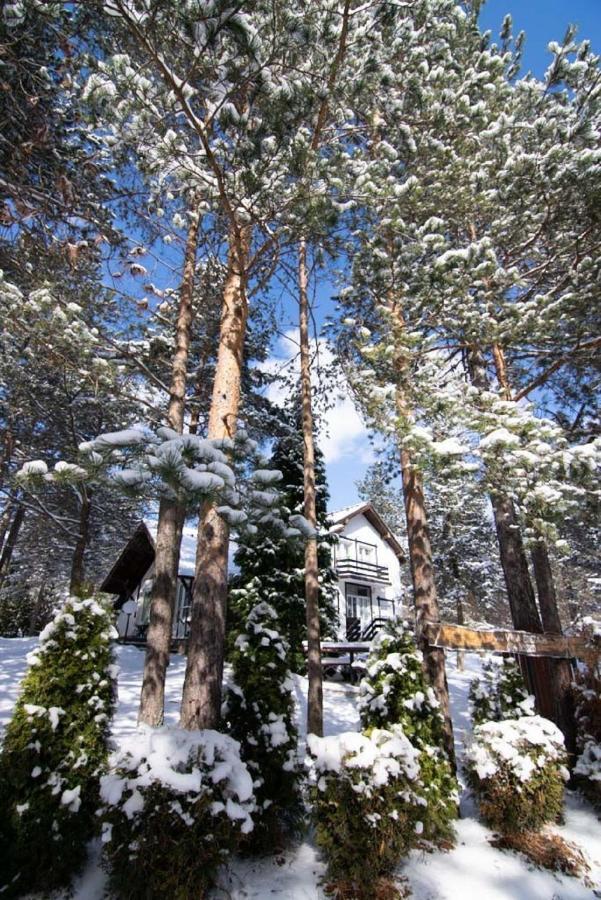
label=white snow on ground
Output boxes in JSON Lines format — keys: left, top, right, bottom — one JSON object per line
{"left": 0, "top": 639, "right": 599, "bottom": 899}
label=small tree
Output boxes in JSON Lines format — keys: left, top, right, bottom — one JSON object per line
{"left": 223, "top": 589, "right": 303, "bottom": 850}
{"left": 359, "top": 622, "right": 458, "bottom": 842}
{"left": 308, "top": 727, "right": 423, "bottom": 899}
{"left": 573, "top": 660, "right": 601, "bottom": 812}
{"left": 0, "top": 594, "right": 117, "bottom": 896}
{"left": 469, "top": 657, "right": 535, "bottom": 727}
{"left": 100, "top": 728, "right": 255, "bottom": 899}
{"left": 232, "top": 402, "right": 338, "bottom": 671}
{"left": 466, "top": 716, "right": 568, "bottom": 834}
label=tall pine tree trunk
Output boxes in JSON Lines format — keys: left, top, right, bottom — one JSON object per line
{"left": 490, "top": 343, "right": 575, "bottom": 741}
{"left": 468, "top": 347, "right": 554, "bottom": 716}
{"left": 399, "top": 444, "right": 455, "bottom": 761}
{"left": 180, "top": 223, "right": 251, "bottom": 730}
{"left": 69, "top": 488, "right": 92, "bottom": 596}
{"left": 0, "top": 503, "right": 25, "bottom": 591}
{"left": 386, "top": 298, "right": 454, "bottom": 761}
{"left": 138, "top": 209, "right": 200, "bottom": 727}
{"left": 298, "top": 238, "right": 323, "bottom": 737}
{"left": 531, "top": 539, "right": 576, "bottom": 757}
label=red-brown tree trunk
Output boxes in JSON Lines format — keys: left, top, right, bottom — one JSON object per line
{"left": 0, "top": 502, "right": 25, "bottom": 590}
{"left": 530, "top": 539, "right": 576, "bottom": 758}
{"left": 138, "top": 209, "right": 200, "bottom": 727}
{"left": 469, "top": 347, "right": 553, "bottom": 717}
{"left": 69, "top": 488, "right": 92, "bottom": 597}
{"left": 180, "top": 223, "right": 251, "bottom": 731}
{"left": 400, "top": 445, "right": 455, "bottom": 762}
{"left": 298, "top": 238, "right": 323, "bottom": 737}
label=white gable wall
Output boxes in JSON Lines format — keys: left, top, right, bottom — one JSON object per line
{"left": 332, "top": 512, "right": 404, "bottom": 638}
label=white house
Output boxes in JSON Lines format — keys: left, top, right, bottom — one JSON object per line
{"left": 328, "top": 502, "right": 405, "bottom": 640}
{"left": 102, "top": 502, "right": 406, "bottom": 644}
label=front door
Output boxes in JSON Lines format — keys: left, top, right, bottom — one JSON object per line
{"left": 345, "top": 583, "right": 372, "bottom": 637}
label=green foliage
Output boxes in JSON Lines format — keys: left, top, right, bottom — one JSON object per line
{"left": 308, "top": 727, "right": 424, "bottom": 899}
{"left": 573, "top": 660, "right": 601, "bottom": 813}
{"left": 0, "top": 594, "right": 117, "bottom": 896}
{"left": 223, "top": 589, "right": 303, "bottom": 851}
{"left": 100, "top": 728, "right": 255, "bottom": 899}
{"left": 231, "top": 401, "right": 338, "bottom": 671}
{"left": 469, "top": 656, "right": 534, "bottom": 727}
{"left": 466, "top": 715, "right": 568, "bottom": 834}
{"left": 358, "top": 622, "right": 458, "bottom": 844}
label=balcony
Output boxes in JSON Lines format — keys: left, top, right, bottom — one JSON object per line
{"left": 335, "top": 557, "right": 390, "bottom": 584}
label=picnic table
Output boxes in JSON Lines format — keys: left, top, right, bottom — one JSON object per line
{"left": 302, "top": 641, "right": 371, "bottom": 682}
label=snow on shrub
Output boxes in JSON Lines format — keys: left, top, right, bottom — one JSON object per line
{"left": 100, "top": 727, "right": 255, "bottom": 899}
{"left": 359, "top": 622, "right": 458, "bottom": 842}
{"left": 223, "top": 591, "right": 303, "bottom": 850}
{"left": 307, "top": 727, "right": 423, "bottom": 898}
{"left": 469, "top": 656, "right": 535, "bottom": 727}
{"left": 572, "top": 660, "right": 601, "bottom": 812}
{"left": 466, "top": 715, "right": 569, "bottom": 834}
{"left": 0, "top": 595, "right": 117, "bottom": 897}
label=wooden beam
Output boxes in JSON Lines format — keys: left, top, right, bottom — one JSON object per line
{"left": 423, "top": 622, "right": 597, "bottom": 660}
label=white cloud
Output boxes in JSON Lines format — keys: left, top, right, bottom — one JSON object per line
{"left": 260, "top": 329, "right": 371, "bottom": 465}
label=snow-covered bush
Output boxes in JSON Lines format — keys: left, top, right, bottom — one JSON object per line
{"left": 359, "top": 622, "right": 458, "bottom": 842}
{"left": 0, "top": 595, "right": 117, "bottom": 897}
{"left": 307, "top": 727, "right": 423, "bottom": 898}
{"left": 469, "top": 656, "right": 535, "bottom": 727}
{"left": 573, "top": 662, "right": 601, "bottom": 812}
{"left": 466, "top": 715, "right": 569, "bottom": 834}
{"left": 223, "top": 591, "right": 303, "bottom": 850}
{"left": 100, "top": 727, "right": 255, "bottom": 898}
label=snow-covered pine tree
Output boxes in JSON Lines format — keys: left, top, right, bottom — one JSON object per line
{"left": 223, "top": 588, "right": 302, "bottom": 850}
{"left": 359, "top": 622, "right": 458, "bottom": 842}
{"left": 0, "top": 594, "right": 117, "bottom": 896}
{"left": 232, "top": 401, "right": 338, "bottom": 672}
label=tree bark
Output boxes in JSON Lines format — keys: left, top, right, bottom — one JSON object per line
{"left": 0, "top": 503, "right": 25, "bottom": 590}
{"left": 399, "top": 445, "right": 455, "bottom": 762}
{"left": 469, "top": 347, "right": 555, "bottom": 717}
{"left": 298, "top": 238, "right": 323, "bottom": 737}
{"left": 385, "top": 292, "right": 455, "bottom": 761}
{"left": 531, "top": 539, "right": 576, "bottom": 758}
{"left": 138, "top": 208, "right": 200, "bottom": 727}
{"left": 490, "top": 343, "right": 575, "bottom": 743}
{"left": 180, "top": 223, "right": 251, "bottom": 731}
{"left": 69, "top": 488, "right": 92, "bottom": 596}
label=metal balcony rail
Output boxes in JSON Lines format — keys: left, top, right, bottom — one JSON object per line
{"left": 335, "top": 557, "right": 390, "bottom": 583}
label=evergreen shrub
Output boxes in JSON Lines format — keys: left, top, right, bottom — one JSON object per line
{"left": 358, "top": 622, "right": 458, "bottom": 843}
{"left": 468, "top": 656, "right": 534, "bottom": 727}
{"left": 465, "top": 715, "right": 568, "bottom": 834}
{"left": 223, "top": 590, "right": 303, "bottom": 850}
{"left": 100, "top": 727, "right": 255, "bottom": 899}
{"left": 573, "top": 663, "right": 601, "bottom": 812}
{"left": 0, "top": 594, "right": 117, "bottom": 897}
{"left": 307, "top": 727, "right": 423, "bottom": 899}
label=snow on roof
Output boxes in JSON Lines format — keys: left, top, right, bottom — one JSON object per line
{"left": 328, "top": 502, "right": 368, "bottom": 524}
{"left": 327, "top": 502, "right": 406, "bottom": 560}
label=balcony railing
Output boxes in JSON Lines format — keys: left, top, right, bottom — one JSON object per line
{"left": 335, "top": 557, "right": 390, "bottom": 584}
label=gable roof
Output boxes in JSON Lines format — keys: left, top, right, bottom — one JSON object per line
{"left": 329, "top": 501, "right": 406, "bottom": 561}
{"left": 99, "top": 520, "right": 156, "bottom": 600}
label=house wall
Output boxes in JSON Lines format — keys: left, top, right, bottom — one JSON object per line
{"left": 332, "top": 513, "right": 404, "bottom": 639}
